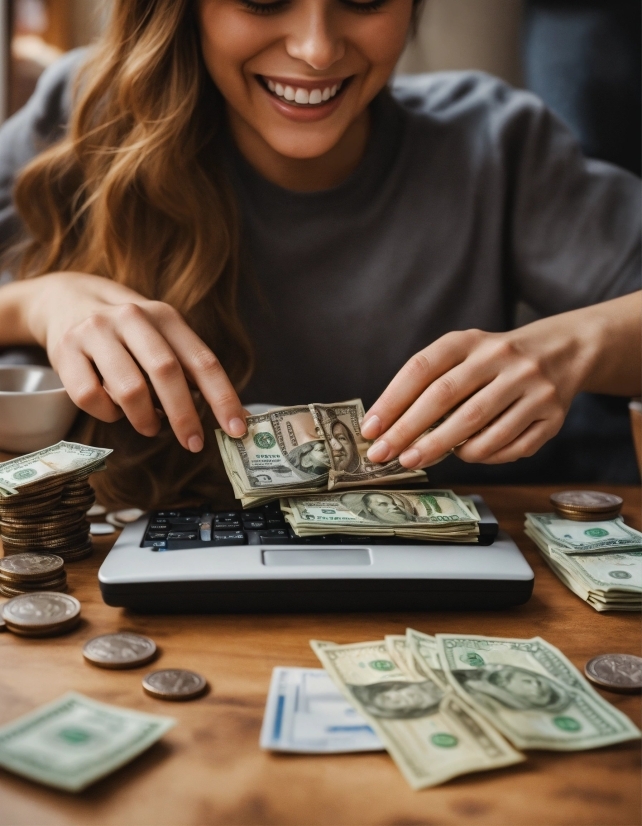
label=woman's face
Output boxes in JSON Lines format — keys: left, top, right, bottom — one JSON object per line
{"left": 197, "top": 0, "right": 413, "bottom": 161}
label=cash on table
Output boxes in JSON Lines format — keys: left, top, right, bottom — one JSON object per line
{"left": 261, "top": 630, "right": 640, "bottom": 790}
{"left": 525, "top": 513, "right": 642, "bottom": 611}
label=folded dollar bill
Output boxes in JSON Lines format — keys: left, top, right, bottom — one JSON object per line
{"left": 311, "top": 638, "right": 524, "bottom": 789}
{"left": 260, "top": 667, "right": 383, "bottom": 753}
{"left": 437, "top": 634, "right": 641, "bottom": 750}
{"left": 282, "top": 489, "right": 480, "bottom": 541}
{"left": 525, "top": 514, "right": 641, "bottom": 612}
{"left": 0, "top": 692, "right": 174, "bottom": 791}
{"left": 525, "top": 513, "right": 642, "bottom": 554}
{"left": 216, "top": 400, "right": 427, "bottom": 507}
{"left": 0, "top": 442, "right": 112, "bottom": 497}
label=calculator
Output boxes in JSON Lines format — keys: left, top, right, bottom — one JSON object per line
{"left": 98, "top": 495, "right": 534, "bottom": 613}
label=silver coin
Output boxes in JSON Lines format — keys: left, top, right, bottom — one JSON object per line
{"left": 83, "top": 632, "right": 157, "bottom": 669}
{"left": 142, "top": 669, "right": 208, "bottom": 701}
{"left": 0, "top": 553, "right": 64, "bottom": 580}
{"left": 89, "top": 523, "right": 116, "bottom": 536}
{"left": 86, "top": 503, "right": 107, "bottom": 517}
{"left": 107, "top": 509, "right": 144, "bottom": 528}
{"left": 550, "top": 491, "right": 623, "bottom": 511}
{"left": 1, "top": 592, "right": 81, "bottom": 629}
{"left": 585, "top": 654, "right": 642, "bottom": 694}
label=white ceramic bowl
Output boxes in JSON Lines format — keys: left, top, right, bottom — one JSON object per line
{"left": 0, "top": 366, "right": 78, "bottom": 454}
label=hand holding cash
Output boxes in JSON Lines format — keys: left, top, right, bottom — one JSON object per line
{"left": 216, "top": 399, "right": 431, "bottom": 507}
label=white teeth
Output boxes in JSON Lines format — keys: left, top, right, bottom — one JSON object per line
{"left": 265, "top": 78, "right": 344, "bottom": 105}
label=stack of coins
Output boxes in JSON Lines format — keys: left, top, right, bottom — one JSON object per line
{"left": 0, "top": 476, "right": 94, "bottom": 562}
{"left": 0, "top": 553, "right": 67, "bottom": 597}
{"left": 1, "top": 592, "right": 81, "bottom": 637}
{"left": 550, "top": 491, "right": 623, "bottom": 522}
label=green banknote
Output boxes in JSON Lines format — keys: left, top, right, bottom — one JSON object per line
{"left": 309, "top": 400, "right": 426, "bottom": 490}
{"left": 311, "top": 639, "right": 523, "bottom": 789}
{"left": 437, "top": 634, "right": 641, "bottom": 750}
{"left": 0, "top": 442, "right": 112, "bottom": 497}
{"left": 525, "top": 513, "right": 642, "bottom": 553}
{"left": 0, "top": 692, "right": 175, "bottom": 791}
{"left": 406, "top": 628, "right": 449, "bottom": 689}
{"left": 282, "top": 489, "right": 479, "bottom": 540}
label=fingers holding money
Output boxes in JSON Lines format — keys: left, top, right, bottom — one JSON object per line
{"left": 364, "top": 328, "right": 570, "bottom": 468}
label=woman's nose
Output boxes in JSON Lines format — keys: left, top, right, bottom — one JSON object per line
{"left": 285, "top": 1, "right": 345, "bottom": 70}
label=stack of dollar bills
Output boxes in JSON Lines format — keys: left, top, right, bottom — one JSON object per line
{"left": 281, "top": 489, "right": 480, "bottom": 542}
{"left": 525, "top": 513, "right": 642, "bottom": 612}
{"left": 309, "top": 629, "right": 640, "bottom": 790}
{"left": 216, "top": 399, "right": 429, "bottom": 507}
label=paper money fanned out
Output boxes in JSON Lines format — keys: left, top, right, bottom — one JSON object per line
{"left": 311, "top": 638, "right": 524, "bottom": 789}
{"left": 215, "top": 400, "right": 428, "bottom": 507}
{"left": 436, "top": 634, "right": 641, "bottom": 750}
{"left": 525, "top": 513, "right": 642, "bottom": 612}
{"left": 282, "top": 489, "right": 480, "bottom": 542}
{"left": 310, "top": 629, "right": 640, "bottom": 789}
{"left": 0, "top": 692, "right": 174, "bottom": 791}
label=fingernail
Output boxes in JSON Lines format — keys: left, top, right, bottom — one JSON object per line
{"left": 399, "top": 448, "right": 421, "bottom": 468}
{"left": 229, "top": 417, "right": 247, "bottom": 438}
{"left": 361, "top": 415, "right": 381, "bottom": 439}
{"left": 367, "top": 440, "right": 389, "bottom": 463}
{"left": 188, "top": 434, "right": 204, "bottom": 453}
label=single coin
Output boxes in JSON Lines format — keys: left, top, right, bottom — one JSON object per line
{"left": 585, "top": 654, "right": 642, "bottom": 694}
{"left": 89, "top": 522, "right": 116, "bottom": 536}
{"left": 1, "top": 592, "right": 81, "bottom": 636}
{"left": 0, "top": 553, "right": 64, "bottom": 581}
{"left": 87, "top": 503, "right": 107, "bottom": 517}
{"left": 550, "top": 491, "right": 623, "bottom": 512}
{"left": 107, "top": 509, "right": 144, "bottom": 528}
{"left": 142, "top": 669, "right": 208, "bottom": 701}
{"left": 83, "top": 632, "right": 157, "bottom": 669}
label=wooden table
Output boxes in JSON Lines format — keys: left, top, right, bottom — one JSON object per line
{"left": 0, "top": 484, "right": 640, "bottom": 826}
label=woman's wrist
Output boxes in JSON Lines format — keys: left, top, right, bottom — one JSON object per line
{"left": 0, "top": 278, "right": 44, "bottom": 346}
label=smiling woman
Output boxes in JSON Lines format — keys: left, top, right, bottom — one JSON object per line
{"left": 0, "top": 0, "right": 639, "bottom": 508}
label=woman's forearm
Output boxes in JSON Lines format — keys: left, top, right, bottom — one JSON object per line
{"left": 0, "top": 279, "right": 41, "bottom": 346}
{"left": 575, "top": 291, "right": 642, "bottom": 396}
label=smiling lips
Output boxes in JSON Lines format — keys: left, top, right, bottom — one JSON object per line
{"left": 260, "top": 75, "right": 348, "bottom": 107}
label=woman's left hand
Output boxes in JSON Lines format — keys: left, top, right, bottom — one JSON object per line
{"left": 360, "top": 293, "right": 641, "bottom": 468}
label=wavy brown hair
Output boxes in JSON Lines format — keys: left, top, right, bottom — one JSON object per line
{"left": 13, "top": 0, "right": 253, "bottom": 509}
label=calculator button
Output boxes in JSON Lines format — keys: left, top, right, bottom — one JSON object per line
{"left": 258, "top": 529, "right": 290, "bottom": 544}
{"left": 147, "top": 532, "right": 168, "bottom": 540}
{"left": 242, "top": 518, "right": 265, "bottom": 530}
{"left": 167, "top": 531, "right": 199, "bottom": 540}
{"left": 213, "top": 531, "right": 246, "bottom": 546}
{"left": 215, "top": 518, "right": 242, "bottom": 530}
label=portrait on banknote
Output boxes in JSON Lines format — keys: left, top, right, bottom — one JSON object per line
{"left": 287, "top": 441, "right": 330, "bottom": 477}
{"left": 340, "top": 491, "right": 419, "bottom": 525}
{"left": 450, "top": 665, "right": 572, "bottom": 713}
{"left": 349, "top": 680, "right": 443, "bottom": 719}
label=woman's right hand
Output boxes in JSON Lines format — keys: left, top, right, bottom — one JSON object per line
{"left": 24, "top": 272, "right": 247, "bottom": 451}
